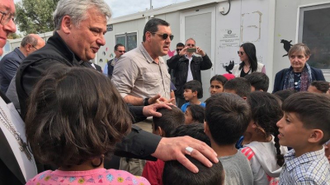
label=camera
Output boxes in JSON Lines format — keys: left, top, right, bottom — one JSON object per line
{"left": 187, "top": 48, "right": 196, "bottom": 53}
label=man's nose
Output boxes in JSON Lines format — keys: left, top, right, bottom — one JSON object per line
{"left": 4, "top": 19, "right": 16, "bottom": 34}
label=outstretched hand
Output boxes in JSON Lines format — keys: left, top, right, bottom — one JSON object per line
{"left": 148, "top": 94, "right": 175, "bottom": 105}
{"left": 142, "top": 103, "right": 173, "bottom": 117}
{"left": 151, "top": 136, "right": 219, "bottom": 173}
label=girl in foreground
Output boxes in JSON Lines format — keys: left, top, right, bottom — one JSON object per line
{"left": 26, "top": 66, "right": 150, "bottom": 185}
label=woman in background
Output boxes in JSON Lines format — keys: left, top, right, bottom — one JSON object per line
{"left": 232, "top": 42, "right": 266, "bottom": 77}
{"left": 273, "top": 43, "right": 325, "bottom": 93}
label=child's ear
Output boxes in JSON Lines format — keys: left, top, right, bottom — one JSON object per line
{"left": 251, "top": 121, "right": 257, "bottom": 129}
{"left": 158, "top": 126, "right": 166, "bottom": 137}
{"left": 193, "top": 91, "right": 198, "bottom": 97}
{"left": 308, "top": 129, "right": 324, "bottom": 144}
{"left": 255, "top": 123, "right": 267, "bottom": 135}
{"left": 204, "top": 121, "right": 210, "bottom": 136}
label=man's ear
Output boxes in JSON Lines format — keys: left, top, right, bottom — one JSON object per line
{"left": 145, "top": 31, "right": 153, "bottom": 42}
{"left": 308, "top": 129, "right": 324, "bottom": 144}
{"left": 25, "top": 43, "right": 33, "bottom": 53}
{"left": 61, "top": 15, "right": 73, "bottom": 34}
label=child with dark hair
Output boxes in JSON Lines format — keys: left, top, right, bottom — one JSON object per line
{"left": 163, "top": 124, "right": 223, "bottom": 185}
{"left": 163, "top": 155, "right": 224, "bottom": 185}
{"left": 152, "top": 105, "right": 185, "bottom": 136}
{"left": 205, "top": 93, "right": 253, "bottom": 185}
{"left": 142, "top": 105, "right": 184, "bottom": 185}
{"left": 273, "top": 89, "right": 295, "bottom": 103}
{"left": 224, "top": 77, "right": 251, "bottom": 99}
{"left": 170, "top": 124, "right": 211, "bottom": 146}
{"left": 209, "top": 75, "right": 228, "bottom": 95}
{"left": 25, "top": 67, "right": 150, "bottom": 185}
{"left": 184, "top": 104, "right": 205, "bottom": 124}
{"left": 241, "top": 92, "right": 287, "bottom": 184}
{"left": 307, "top": 81, "right": 329, "bottom": 94}
{"left": 277, "top": 92, "right": 330, "bottom": 184}
{"left": 244, "top": 72, "right": 269, "bottom": 92}
{"left": 181, "top": 80, "right": 205, "bottom": 112}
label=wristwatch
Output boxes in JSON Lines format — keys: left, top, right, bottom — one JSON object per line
{"left": 143, "top": 98, "right": 150, "bottom": 106}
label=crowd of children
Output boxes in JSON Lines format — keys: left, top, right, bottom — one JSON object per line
{"left": 24, "top": 63, "right": 330, "bottom": 185}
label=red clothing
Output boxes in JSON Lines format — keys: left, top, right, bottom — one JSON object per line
{"left": 142, "top": 159, "right": 165, "bottom": 185}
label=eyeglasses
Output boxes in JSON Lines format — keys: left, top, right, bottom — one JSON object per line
{"left": 118, "top": 50, "right": 126, "bottom": 53}
{"left": 176, "top": 48, "right": 182, "bottom": 52}
{"left": 0, "top": 10, "right": 15, "bottom": 26}
{"left": 32, "top": 45, "right": 39, "bottom": 50}
{"left": 187, "top": 44, "right": 195, "bottom": 47}
{"left": 237, "top": 51, "right": 245, "bottom": 55}
{"left": 152, "top": 33, "right": 174, "bottom": 41}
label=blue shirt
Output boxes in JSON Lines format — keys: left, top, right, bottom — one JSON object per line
{"left": 103, "top": 63, "right": 108, "bottom": 76}
{"left": 181, "top": 102, "right": 206, "bottom": 112}
{"left": 279, "top": 148, "right": 330, "bottom": 184}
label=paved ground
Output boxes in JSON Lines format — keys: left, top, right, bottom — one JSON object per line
{"left": 134, "top": 117, "right": 153, "bottom": 133}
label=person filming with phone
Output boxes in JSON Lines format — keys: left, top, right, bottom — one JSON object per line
{"left": 167, "top": 38, "right": 212, "bottom": 107}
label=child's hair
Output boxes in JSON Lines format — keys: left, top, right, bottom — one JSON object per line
{"left": 153, "top": 105, "right": 184, "bottom": 136}
{"left": 25, "top": 65, "right": 132, "bottom": 167}
{"left": 210, "top": 75, "right": 228, "bottom": 85}
{"left": 163, "top": 155, "right": 224, "bottom": 185}
{"left": 247, "top": 91, "right": 284, "bottom": 166}
{"left": 282, "top": 92, "right": 330, "bottom": 144}
{"left": 186, "top": 104, "right": 205, "bottom": 124}
{"left": 223, "top": 77, "right": 251, "bottom": 98}
{"left": 169, "top": 123, "right": 210, "bottom": 146}
{"left": 163, "top": 124, "right": 223, "bottom": 185}
{"left": 183, "top": 80, "right": 203, "bottom": 99}
{"left": 244, "top": 72, "right": 269, "bottom": 92}
{"left": 310, "top": 81, "right": 329, "bottom": 93}
{"left": 205, "top": 93, "right": 251, "bottom": 145}
{"left": 273, "top": 89, "right": 295, "bottom": 103}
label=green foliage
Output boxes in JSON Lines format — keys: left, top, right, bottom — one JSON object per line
{"left": 15, "top": 0, "right": 59, "bottom": 35}
{"left": 8, "top": 33, "right": 22, "bottom": 39}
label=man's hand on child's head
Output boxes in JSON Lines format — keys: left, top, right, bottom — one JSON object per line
{"left": 142, "top": 103, "right": 172, "bottom": 117}
{"left": 151, "top": 136, "right": 219, "bottom": 173}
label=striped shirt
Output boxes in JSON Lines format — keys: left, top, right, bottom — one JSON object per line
{"left": 279, "top": 148, "right": 330, "bottom": 185}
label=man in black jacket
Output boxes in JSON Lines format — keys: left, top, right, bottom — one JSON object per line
{"left": 167, "top": 38, "right": 212, "bottom": 108}
{"left": 16, "top": 0, "right": 218, "bottom": 175}
{"left": 107, "top": 43, "right": 125, "bottom": 78}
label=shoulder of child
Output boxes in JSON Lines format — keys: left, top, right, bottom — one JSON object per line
{"left": 26, "top": 170, "right": 53, "bottom": 184}
{"left": 107, "top": 169, "right": 151, "bottom": 185}
{"left": 241, "top": 146, "right": 255, "bottom": 161}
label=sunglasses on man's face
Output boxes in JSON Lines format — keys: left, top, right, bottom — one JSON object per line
{"left": 118, "top": 50, "right": 126, "bottom": 53}
{"left": 176, "top": 48, "right": 182, "bottom": 52}
{"left": 186, "top": 44, "right": 195, "bottom": 47}
{"left": 237, "top": 51, "right": 245, "bottom": 55}
{"left": 152, "top": 33, "right": 174, "bottom": 41}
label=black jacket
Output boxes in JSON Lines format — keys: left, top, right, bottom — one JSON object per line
{"left": 15, "top": 32, "right": 160, "bottom": 166}
{"left": 167, "top": 54, "right": 212, "bottom": 98}
{"left": 107, "top": 59, "right": 114, "bottom": 78}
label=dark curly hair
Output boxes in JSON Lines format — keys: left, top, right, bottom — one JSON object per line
{"left": 25, "top": 65, "right": 132, "bottom": 167}
{"left": 247, "top": 91, "right": 284, "bottom": 166}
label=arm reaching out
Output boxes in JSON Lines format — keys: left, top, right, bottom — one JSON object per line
{"left": 151, "top": 136, "right": 219, "bottom": 173}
